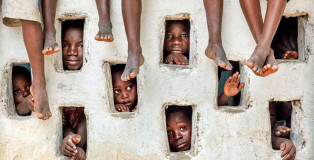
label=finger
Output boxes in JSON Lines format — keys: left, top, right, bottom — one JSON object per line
{"left": 281, "top": 144, "right": 289, "bottom": 158}
{"left": 65, "top": 145, "right": 75, "bottom": 153}
{"left": 62, "top": 147, "right": 73, "bottom": 156}
{"left": 173, "top": 56, "right": 181, "bottom": 65}
{"left": 226, "top": 76, "right": 232, "bottom": 84}
{"left": 122, "top": 105, "right": 129, "bottom": 112}
{"left": 67, "top": 138, "right": 77, "bottom": 149}
{"left": 72, "top": 135, "right": 81, "bottom": 144}
{"left": 236, "top": 73, "right": 241, "bottom": 84}
{"left": 282, "top": 147, "right": 293, "bottom": 160}
{"left": 232, "top": 72, "right": 238, "bottom": 82}
{"left": 238, "top": 83, "right": 245, "bottom": 91}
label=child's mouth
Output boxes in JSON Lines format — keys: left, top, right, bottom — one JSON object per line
{"left": 176, "top": 142, "right": 187, "bottom": 150}
{"left": 66, "top": 60, "right": 80, "bottom": 65}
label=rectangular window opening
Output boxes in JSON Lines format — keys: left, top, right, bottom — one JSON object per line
{"left": 61, "top": 19, "right": 85, "bottom": 71}
{"left": 62, "top": 107, "right": 87, "bottom": 157}
{"left": 110, "top": 64, "right": 138, "bottom": 113}
{"left": 271, "top": 17, "right": 298, "bottom": 60}
{"left": 12, "top": 64, "right": 32, "bottom": 117}
{"left": 269, "top": 101, "right": 293, "bottom": 150}
{"left": 163, "top": 19, "right": 191, "bottom": 66}
{"left": 165, "top": 105, "right": 193, "bottom": 153}
{"left": 218, "top": 61, "right": 242, "bottom": 107}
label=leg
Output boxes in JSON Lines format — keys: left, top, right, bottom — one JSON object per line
{"left": 203, "top": 0, "right": 232, "bottom": 70}
{"left": 20, "top": 20, "right": 52, "bottom": 120}
{"left": 42, "top": 0, "right": 60, "bottom": 55}
{"left": 121, "top": 0, "right": 144, "bottom": 81}
{"left": 95, "top": 0, "right": 114, "bottom": 42}
{"left": 240, "top": 0, "right": 281, "bottom": 76}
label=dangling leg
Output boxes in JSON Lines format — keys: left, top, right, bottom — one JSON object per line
{"left": 21, "top": 20, "right": 52, "bottom": 120}
{"left": 203, "top": 0, "right": 232, "bottom": 70}
{"left": 95, "top": 0, "right": 114, "bottom": 42}
{"left": 42, "top": 0, "right": 60, "bottom": 55}
{"left": 121, "top": 0, "right": 144, "bottom": 81}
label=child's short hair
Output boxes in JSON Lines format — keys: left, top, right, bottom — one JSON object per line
{"left": 166, "top": 105, "right": 192, "bottom": 120}
{"left": 165, "top": 19, "right": 190, "bottom": 31}
{"left": 62, "top": 19, "right": 84, "bottom": 38}
{"left": 12, "top": 66, "right": 31, "bottom": 81}
{"left": 111, "top": 64, "right": 137, "bottom": 84}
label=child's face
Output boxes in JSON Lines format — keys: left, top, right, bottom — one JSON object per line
{"left": 12, "top": 73, "right": 31, "bottom": 105}
{"left": 62, "top": 27, "right": 84, "bottom": 70}
{"left": 269, "top": 104, "right": 277, "bottom": 128}
{"left": 166, "top": 111, "right": 192, "bottom": 152}
{"left": 164, "top": 21, "right": 190, "bottom": 56}
{"left": 112, "top": 71, "right": 137, "bottom": 109}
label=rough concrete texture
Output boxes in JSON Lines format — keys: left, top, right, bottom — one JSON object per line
{"left": 0, "top": 0, "right": 313, "bottom": 159}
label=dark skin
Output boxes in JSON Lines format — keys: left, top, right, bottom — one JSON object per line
{"left": 112, "top": 70, "right": 137, "bottom": 112}
{"left": 163, "top": 21, "right": 189, "bottom": 65}
{"left": 203, "top": 0, "right": 232, "bottom": 70}
{"left": 269, "top": 104, "right": 296, "bottom": 160}
{"left": 95, "top": 0, "right": 114, "bottom": 42}
{"left": 240, "top": 0, "right": 287, "bottom": 76}
{"left": 166, "top": 111, "right": 192, "bottom": 152}
{"left": 61, "top": 114, "right": 87, "bottom": 160}
{"left": 120, "top": 0, "right": 144, "bottom": 81}
{"left": 42, "top": 0, "right": 60, "bottom": 55}
{"left": 20, "top": 20, "right": 52, "bottom": 120}
{"left": 62, "top": 27, "right": 84, "bottom": 70}
{"left": 218, "top": 72, "right": 245, "bottom": 106}
{"left": 12, "top": 73, "right": 34, "bottom": 116}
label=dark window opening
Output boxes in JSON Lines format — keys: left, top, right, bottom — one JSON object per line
{"left": 269, "top": 101, "right": 293, "bottom": 150}
{"left": 218, "top": 61, "right": 242, "bottom": 106}
{"left": 166, "top": 105, "right": 192, "bottom": 152}
{"left": 62, "top": 19, "right": 85, "bottom": 71}
{"left": 163, "top": 19, "right": 191, "bottom": 65}
{"left": 12, "top": 64, "right": 32, "bottom": 116}
{"left": 62, "top": 107, "right": 87, "bottom": 157}
{"left": 271, "top": 17, "right": 298, "bottom": 60}
{"left": 111, "top": 64, "right": 138, "bottom": 112}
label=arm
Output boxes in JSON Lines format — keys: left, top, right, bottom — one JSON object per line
{"left": 218, "top": 72, "right": 244, "bottom": 106}
{"left": 76, "top": 115, "right": 87, "bottom": 148}
{"left": 271, "top": 133, "right": 296, "bottom": 160}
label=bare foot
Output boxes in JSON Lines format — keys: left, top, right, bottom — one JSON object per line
{"left": 121, "top": 46, "right": 144, "bottom": 81}
{"left": 259, "top": 49, "right": 279, "bottom": 77}
{"left": 205, "top": 43, "right": 233, "bottom": 70}
{"left": 30, "top": 85, "right": 52, "bottom": 120}
{"left": 42, "top": 31, "right": 60, "bottom": 55}
{"left": 95, "top": 20, "right": 113, "bottom": 42}
{"left": 283, "top": 51, "right": 298, "bottom": 60}
{"left": 247, "top": 44, "right": 271, "bottom": 75}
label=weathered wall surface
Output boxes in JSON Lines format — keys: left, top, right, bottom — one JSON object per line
{"left": 0, "top": 0, "right": 313, "bottom": 159}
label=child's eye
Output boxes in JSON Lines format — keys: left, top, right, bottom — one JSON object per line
{"left": 114, "top": 90, "right": 120, "bottom": 94}
{"left": 26, "top": 84, "right": 31, "bottom": 89}
{"left": 166, "top": 34, "right": 172, "bottom": 39}
{"left": 167, "top": 130, "right": 173, "bottom": 136}
{"left": 126, "top": 86, "right": 132, "bottom": 91}
{"left": 181, "top": 34, "right": 188, "bottom": 38}
{"left": 14, "top": 90, "right": 20, "bottom": 95}
{"left": 62, "top": 44, "right": 68, "bottom": 48}
{"left": 78, "top": 44, "right": 83, "bottom": 48}
{"left": 180, "top": 126, "right": 187, "bottom": 131}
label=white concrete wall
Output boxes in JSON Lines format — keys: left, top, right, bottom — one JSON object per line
{"left": 0, "top": 0, "right": 313, "bottom": 159}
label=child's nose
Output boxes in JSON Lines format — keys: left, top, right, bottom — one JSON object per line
{"left": 174, "top": 131, "right": 182, "bottom": 141}
{"left": 172, "top": 37, "right": 182, "bottom": 45}
{"left": 121, "top": 92, "right": 129, "bottom": 99}
{"left": 68, "top": 46, "right": 78, "bottom": 56}
{"left": 22, "top": 90, "right": 30, "bottom": 98}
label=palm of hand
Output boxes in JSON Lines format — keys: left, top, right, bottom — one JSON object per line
{"left": 224, "top": 81, "right": 240, "bottom": 97}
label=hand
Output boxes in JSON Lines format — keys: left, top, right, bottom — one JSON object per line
{"left": 280, "top": 140, "right": 296, "bottom": 160}
{"left": 164, "top": 53, "right": 188, "bottom": 65}
{"left": 223, "top": 72, "right": 245, "bottom": 97}
{"left": 70, "top": 147, "right": 86, "bottom": 160}
{"left": 115, "top": 104, "right": 130, "bottom": 112}
{"left": 275, "top": 126, "right": 292, "bottom": 137}
{"left": 131, "top": 105, "right": 137, "bottom": 112}
{"left": 61, "top": 134, "right": 81, "bottom": 157}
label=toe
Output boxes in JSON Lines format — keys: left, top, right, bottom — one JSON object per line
{"left": 246, "top": 59, "right": 254, "bottom": 69}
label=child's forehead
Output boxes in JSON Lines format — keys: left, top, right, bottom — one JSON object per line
{"left": 167, "top": 111, "right": 190, "bottom": 122}
{"left": 167, "top": 21, "right": 188, "bottom": 31}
